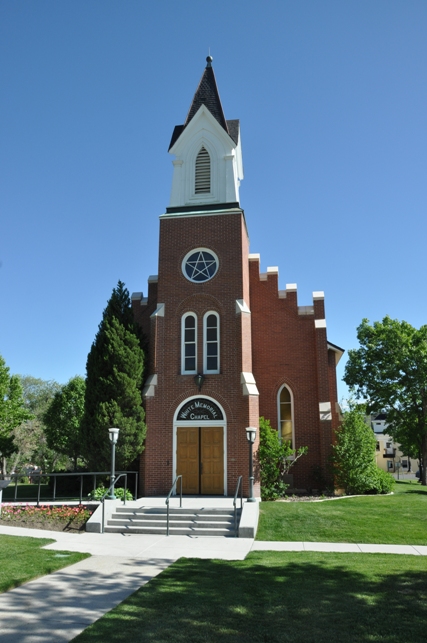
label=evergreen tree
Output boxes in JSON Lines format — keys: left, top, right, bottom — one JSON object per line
{"left": 82, "top": 281, "right": 147, "bottom": 471}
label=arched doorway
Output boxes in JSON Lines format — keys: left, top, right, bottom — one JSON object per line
{"left": 173, "top": 396, "right": 227, "bottom": 495}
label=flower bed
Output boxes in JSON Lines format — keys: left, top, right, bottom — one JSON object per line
{"left": 0, "top": 504, "right": 93, "bottom": 532}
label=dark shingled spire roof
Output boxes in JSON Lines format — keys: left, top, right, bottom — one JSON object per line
{"left": 169, "top": 57, "right": 239, "bottom": 150}
{"left": 184, "top": 56, "right": 228, "bottom": 132}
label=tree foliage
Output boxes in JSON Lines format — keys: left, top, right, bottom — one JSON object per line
{"left": 258, "top": 417, "right": 308, "bottom": 501}
{"left": 12, "top": 376, "right": 63, "bottom": 473}
{"left": 43, "top": 376, "right": 86, "bottom": 470}
{"left": 0, "top": 355, "right": 32, "bottom": 465}
{"left": 82, "top": 281, "right": 147, "bottom": 471}
{"left": 332, "top": 403, "right": 394, "bottom": 495}
{"left": 344, "top": 317, "right": 427, "bottom": 484}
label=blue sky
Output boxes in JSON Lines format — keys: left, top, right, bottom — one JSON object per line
{"left": 1, "top": 1, "right": 426, "bottom": 401}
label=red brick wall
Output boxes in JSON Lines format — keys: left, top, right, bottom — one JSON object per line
{"left": 135, "top": 210, "right": 259, "bottom": 497}
{"left": 249, "top": 257, "right": 338, "bottom": 490}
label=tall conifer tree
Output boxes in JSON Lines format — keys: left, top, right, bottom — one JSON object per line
{"left": 82, "top": 281, "right": 146, "bottom": 471}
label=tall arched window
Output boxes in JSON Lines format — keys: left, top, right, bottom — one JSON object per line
{"left": 182, "top": 313, "right": 197, "bottom": 374}
{"left": 195, "top": 146, "right": 211, "bottom": 194}
{"left": 278, "top": 385, "right": 294, "bottom": 447}
{"left": 203, "top": 312, "right": 219, "bottom": 374}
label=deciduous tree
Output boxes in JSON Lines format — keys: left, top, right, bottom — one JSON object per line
{"left": 344, "top": 317, "right": 427, "bottom": 484}
{"left": 43, "top": 376, "right": 86, "bottom": 470}
{"left": 0, "top": 355, "right": 32, "bottom": 473}
{"left": 332, "top": 403, "right": 394, "bottom": 495}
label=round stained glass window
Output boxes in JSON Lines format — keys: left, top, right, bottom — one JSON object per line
{"left": 182, "top": 248, "right": 218, "bottom": 283}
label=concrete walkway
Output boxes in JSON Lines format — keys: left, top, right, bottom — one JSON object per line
{"left": 1, "top": 523, "right": 427, "bottom": 643}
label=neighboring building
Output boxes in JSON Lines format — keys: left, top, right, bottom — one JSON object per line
{"left": 371, "top": 413, "right": 412, "bottom": 474}
{"left": 132, "top": 57, "right": 343, "bottom": 498}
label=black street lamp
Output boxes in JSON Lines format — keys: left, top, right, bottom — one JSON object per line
{"left": 246, "top": 426, "right": 257, "bottom": 502}
{"left": 108, "top": 428, "right": 120, "bottom": 499}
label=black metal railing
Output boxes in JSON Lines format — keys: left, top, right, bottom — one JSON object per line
{"left": 233, "top": 475, "right": 243, "bottom": 537}
{"left": 165, "top": 475, "right": 182, "bottom": 536}
{"left": 2, "top": 471, "right": 138, "bottom": 506}
{"left": 100, "top": 473, "right": 130, "bottom": 534}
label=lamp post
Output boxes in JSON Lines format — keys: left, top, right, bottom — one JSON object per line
{"left": 245, "top": 426, "right": 257, "bottom": 502}
{"left": 108, "top": 428, "right": 120, "bottom": 499}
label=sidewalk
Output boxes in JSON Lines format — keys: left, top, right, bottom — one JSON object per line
{"left": 1, "top": 524, "right": 426, "bottom": 643}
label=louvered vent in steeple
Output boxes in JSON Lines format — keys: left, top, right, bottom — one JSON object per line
{"left": 195, "top": 147, "right": 211, "bottom": 193}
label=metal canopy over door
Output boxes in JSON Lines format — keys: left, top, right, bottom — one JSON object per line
{"left": 177, "top": 426, "right": 224, "bottom": 494}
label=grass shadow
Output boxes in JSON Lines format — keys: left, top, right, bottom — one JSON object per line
{"left": 73, "top": 552, "right": 427, "bottom": 642}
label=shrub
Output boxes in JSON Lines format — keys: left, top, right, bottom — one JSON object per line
{"left": 332, "top": 403, "right": 394, "bottom": 495}
{"left": 88, "top": 484, "right": 133, "bottom": 501}
{"left": 258, "top": 417, "right": 308, "bottom": 501}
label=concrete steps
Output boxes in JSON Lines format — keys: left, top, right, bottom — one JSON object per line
{"left": 104, "top": 506, "right": 241, "bottom": 537}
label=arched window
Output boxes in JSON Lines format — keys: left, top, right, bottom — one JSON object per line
{"left": 195, "top": 146, "right": 211, "bottom": 194}
{"left": 182, "top": 313, "right": 197, "bottom": 374}
{"left": 278, "top": 385, "right": 294, "bottom": 447}
{"left": 203, "top": 312, "right": 219, "bottom": 373}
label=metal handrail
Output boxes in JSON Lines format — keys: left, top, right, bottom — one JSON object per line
{"left": 165, "top": 475, "right": 182, "bottom": 536}
{"left": 100, "top": 473, "right": 128, "bottom": 534}
{"left": 233, "top": 475, "right": 243, "bottom": 537}
{"left": 2, "top": 470, "right": 138, "bottom": 506}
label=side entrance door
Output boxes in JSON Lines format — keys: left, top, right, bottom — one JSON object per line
{"left": 177, "top": 426, "right": 224, "bottom": 495}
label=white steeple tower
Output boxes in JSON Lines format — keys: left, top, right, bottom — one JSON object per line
{"left": 167, "top": 56, "right": 243, "bottom": 211}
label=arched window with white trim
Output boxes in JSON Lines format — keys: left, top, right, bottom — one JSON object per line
{"left": 203, "top": 312, "right": 219, "bottom": 374}
{"left": 195, "top": 146, "right": 211, "bottom": 194}
{"left": 182, "top": 313, "right": 197, "bottom": 374}
{"left": 278, "top": 384, "right": 294, "bottom": 447}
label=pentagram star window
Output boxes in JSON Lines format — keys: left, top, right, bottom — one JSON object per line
{"left": 182, "top": 248, "right": 219, "bottom": 283}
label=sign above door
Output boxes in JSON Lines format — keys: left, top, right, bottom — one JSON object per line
{"left": 177, "top": 398, "right": 224, "bottom": 422}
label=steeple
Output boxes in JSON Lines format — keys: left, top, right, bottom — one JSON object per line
{"left": 167, "top": 57, "right": 243, "bottom": 212}
{"left": 184, "top": 56, "right": 229, "bottom": 135}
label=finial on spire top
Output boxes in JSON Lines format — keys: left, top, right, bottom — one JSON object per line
{"left": 206, "top": 55, "right": 213, "bottom": 68}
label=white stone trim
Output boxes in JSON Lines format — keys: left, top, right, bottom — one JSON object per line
{"left": 148, "top": 275, "right": 158, "bottom": 283}
{"left": 319, "top": 402, "right": 332, "bottom": 421}
{"left": 315, "top": 319, "right": 327, "bottom": 329}
{"left": 328, "top": 342, "right": 345, "bottom": 365}
{"left": 259, "top": 273, "right": 268, "bottom": 281}
{"left": 235, "top": 299, "right": 251, "bottom": 314}
{"left": 313, "top": 291, "right": 324, "bottom": 300}
{"left": 267, "top": 266, "right": 279, "bottom": 274}
{"left": 142, "top": 374, "right": 158, "bottom": 398}
{"left": 286, "top": 283, "right": 297, "bottom": 292}
{"left": 131, "top": 292, "right": 143, "bottom": 301}
{"left": 248, "top": 253, "right": 260, "bottom": 262}
{"left": 151, "top": 303, "right": 165, "bottom": 318}
{"left": 240, "top": 372, "right": 259, "bottom": 396}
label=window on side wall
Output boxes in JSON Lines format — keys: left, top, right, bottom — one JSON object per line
{"left": 203, "top": 312, "right": 219, "bottom": 373}
{"left": 278, "top": 384, "right": 294, "bottom": 448}
{"left": 182, "top": 313, "right": 197, "bottom": 374}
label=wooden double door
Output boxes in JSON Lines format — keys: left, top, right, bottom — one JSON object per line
{"left": 176, "top": 426, "right": 224, "bottom": 495}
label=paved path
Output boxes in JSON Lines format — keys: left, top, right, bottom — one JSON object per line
{"left": 1, "top": 524, "right": 427, "bottom": 642}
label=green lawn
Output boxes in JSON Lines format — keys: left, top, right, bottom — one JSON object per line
{"left": 257, "top": 480, "right": 427, "bottom": 543}
{"left": 0, "top": 535, "right": 89, "bottom": 593}
{"left": 72, "top": 551, "right": 427, "bottom": 643}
